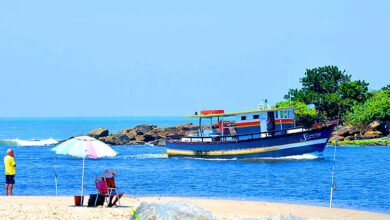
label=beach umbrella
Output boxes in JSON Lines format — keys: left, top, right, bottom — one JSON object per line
{"left": 52, "top": 136, "right": 117, "bottom": 198}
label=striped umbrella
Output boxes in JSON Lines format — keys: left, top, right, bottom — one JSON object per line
{"left": 52, "top": 136, "right": 117, "bottom": 198}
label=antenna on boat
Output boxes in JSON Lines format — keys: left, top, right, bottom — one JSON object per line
{"left": 288, "top": 72, "right": 292, "bottom": 107}
{"left": 258, "top": 99, "right": 269, "bottom": 110}
{"left": 329, "top": 107, "right": 341, "bottom": 208}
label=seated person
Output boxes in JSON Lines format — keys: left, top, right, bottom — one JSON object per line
{"left": 102, "top": 169, "right": 116, "bottom": 178}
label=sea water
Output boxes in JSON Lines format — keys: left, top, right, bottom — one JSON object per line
{"left": 0, "top": 117, "right": 389, "bottom": 214}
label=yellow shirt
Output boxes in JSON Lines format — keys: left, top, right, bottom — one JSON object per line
{"left": 4, "top": 155, "right": 16, "bottom": 175}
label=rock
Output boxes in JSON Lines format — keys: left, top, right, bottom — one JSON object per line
{"left": 147, "top": 140, "right": 159, "bottom": 146}
{"left": 98, "top": 135, "right": 121, "bottom": 145}
{"left": 117, "top": 128, "right": 134, "bottom": 135}
{"left": 356, "top": 135, "right": 370, "bottom": 140}
{"left": 161, "top": 126, "right": 180, "bottom": 134}
{"left": 177, "top": 123, "right": 199, "bottom": 131}
{"left": 367, "top": 120, "right": 381, "bottom": 131}
{"left": 329, "top": 135, "right": 344, "bottom": 142}
{"left": 363, "top": 131, "right": 382, "bottom": 138}
{"left": 88, "top": 128, "right": 109, "bottom": 138}
{"left": 134, "top": 124, "right": 157, "bottom": 133}
{"left": 143, "top": 134, "right": 156, "bottom": 142}
{"left": 334, "top": 126, "right": 359, "bottom": 137}
{"left": 344, "top": 136, "right": 355, "bottom": 141}
{"left": 135, "top": 135, "right": 145, "bottom": 142}
{"left": 157, "top": 139, "right": 166, "bottom": 146}
{"left": 130, "top": 201, "right": 215, "bottom": 220}
{"left": 376, "top": 141, "right": 388, "bottom": 146}
{"left": 114, "top": 134, "right": 130, "bottom": 144}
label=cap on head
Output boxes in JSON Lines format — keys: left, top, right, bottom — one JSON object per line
{"left": 7, "top": 149, "right": 13, "bottom": 155}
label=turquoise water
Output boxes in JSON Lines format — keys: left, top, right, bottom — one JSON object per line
{"left": 0, "top": 117, "right": 389, "bottom": 214}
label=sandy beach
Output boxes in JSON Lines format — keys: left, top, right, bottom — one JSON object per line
{"left": 0, "top": 196, "right": 389, "bottom": 220}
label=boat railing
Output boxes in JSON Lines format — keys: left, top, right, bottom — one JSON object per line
{"left": 166, "top": 126, "right": 310, "bottom": 143}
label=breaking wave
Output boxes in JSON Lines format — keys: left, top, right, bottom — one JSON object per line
{"left": 121, "top": 153, "right": 168, "bottom": 159}
{"left": 0, "top": 138, "right": 59, "bottom": 146}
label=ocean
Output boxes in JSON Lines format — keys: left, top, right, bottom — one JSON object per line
{"left": 0, "top": 117, "right": 389, "bottom": 214}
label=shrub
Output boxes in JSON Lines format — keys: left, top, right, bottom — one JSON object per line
{"left": 345, "top": 90, "right": 390, "bottom": 128}
{"left": 274, "top": 101, "right": 317, "bottom": 127}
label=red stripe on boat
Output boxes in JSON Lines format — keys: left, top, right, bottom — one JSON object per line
{"left": 236, "top": 121, "right": 260, "bottom": 128}
{"left": 200, "top": 110, "right": 224, "bottom": 115}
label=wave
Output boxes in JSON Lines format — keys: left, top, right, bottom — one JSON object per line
{"left": 0, "top": 138, "right": 59, "bottom": 146}
{"left": 121, "top": 153, "right": 168, "bottom": 159}
{"left": 252, "top": 153, "right": 320, "bottom": 161}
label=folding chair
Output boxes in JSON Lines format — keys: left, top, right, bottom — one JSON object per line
{"left": 94, "top": 176, "right": 110, "bottom": 207}
{"left": 105, "top": 177, "right": 122, "bottom": 206}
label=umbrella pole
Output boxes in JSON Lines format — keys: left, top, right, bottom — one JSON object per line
{"left": 81, "top": 156, "right": 85, "bottom": 203}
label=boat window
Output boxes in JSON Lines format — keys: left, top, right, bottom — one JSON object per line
{"left": 241, "top": 116, "right": 247, "bottom": 121}
{"left": 253, "top": 115, "right": 259, "bottom": 120}
{"left": 275, "top": 111, "right": 279, "bottom": 119}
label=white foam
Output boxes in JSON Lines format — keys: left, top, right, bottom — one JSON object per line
{"left": 254, "top": 153, "right": 319, "bottom": 161}
{"left": 189, "top": 157, "right": 238, "bottom": 161}
{"left": 122, "top": 154, "right": 168, "bottom": 159}
{"left": 1, "top": 138, "right": 59, "bottom": 146}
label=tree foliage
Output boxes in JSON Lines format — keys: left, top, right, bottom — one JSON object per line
{"left": 345, "top": 90, "right": 390, "bottom": 127}
{"left": 382, "top": 83, "right": 390, "bottom": 91}
{"left": 285, "top": 66, "right": 369, "bottom": 119}
{"left": 274, "top": 100, "right": 317, "bottom": 127}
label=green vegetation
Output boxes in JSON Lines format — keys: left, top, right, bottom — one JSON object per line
{"left": 345, "top": 90, "right": 390, "bottom": 128}
{"left": 285, "top": 66, "right": 369, "bottom": 119}
{"left": 382, "top": 83, "right": 390, "bottom": 91}
{"left": 331, "top": 138, "right": 390, "bottom": 146}
{"left": 274, "top": 100, "right": 317, "bottom": 127}
{"left": 281, "top": 65, "right": 388, "bottom": 146}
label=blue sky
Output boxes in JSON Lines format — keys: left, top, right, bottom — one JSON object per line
{"left": 0, "top": 1, "right": 389, "bottom": 117}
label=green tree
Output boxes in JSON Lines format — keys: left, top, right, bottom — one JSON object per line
{"left": 274, "top": 100, "right": 317, "bottom": 127}
{"left": 345, "top": 90, "right": 390, "bottom": 128}
{"left": 285, "top": 66, "right": 369, "bottom": 119}
{"left": 382, "top": 83, "right": 390, "bottom": 91}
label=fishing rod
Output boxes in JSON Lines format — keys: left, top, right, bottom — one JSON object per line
{"left": 329, "top": 107, "right": 341, "bottom": 208}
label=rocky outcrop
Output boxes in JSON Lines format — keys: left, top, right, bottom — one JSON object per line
{"left": 86, "top": 120, "right": 389, "bottom": 146}
{"left": 88, "top": 128, "right": 109, "bottom": 139}
{"left": 98, "top": 136, "right": 122, "bottom": 145}
{"left": 330, "top": 120, "right": 389, "bottom": 144}
{"left": 86, "top": 123, "right": 202, "bottom": 146}
{"left": 363, "top": 131, "right": 382, "bottom": 138}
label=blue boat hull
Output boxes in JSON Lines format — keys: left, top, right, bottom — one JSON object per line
{"left": 166, "top": 125, "right": 335, "bottom": 159}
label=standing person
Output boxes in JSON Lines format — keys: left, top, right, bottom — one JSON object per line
{"left": 4, "top": 149, "right": 16, "bottom": 196}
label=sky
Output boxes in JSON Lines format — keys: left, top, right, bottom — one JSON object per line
{"left": 0, "top": 1, "right": 389, "bottom": 117}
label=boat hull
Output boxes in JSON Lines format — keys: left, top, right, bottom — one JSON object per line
{"left": 166, "top": 125, "right": 335, "bottom": 159}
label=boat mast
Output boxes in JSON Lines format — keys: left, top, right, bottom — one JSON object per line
{"left": 199, "top": 117, "right": 202, "bottom": 136}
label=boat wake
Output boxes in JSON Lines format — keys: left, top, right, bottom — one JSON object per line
{"left": 0, "top": 138, "right": 59, "bottom": 146}
{"left": 250, "top": 154, "right": 320, "bottom": 161}
{"left": 121, "top": 153, "right": 168, "bottom": 159}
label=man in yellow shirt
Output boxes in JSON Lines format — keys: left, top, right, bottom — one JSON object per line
{"left": 4, "top": 149, "right": 16, "bottom": 196}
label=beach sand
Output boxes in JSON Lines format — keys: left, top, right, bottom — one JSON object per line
{"left": 0, "top": 196, "right": 389, "bottom": 220}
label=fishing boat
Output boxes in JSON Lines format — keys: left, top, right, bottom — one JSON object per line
{"left": 166, "top": 104, "right": 336, "bottom": 159}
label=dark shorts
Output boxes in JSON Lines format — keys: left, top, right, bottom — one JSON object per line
{"left": 5, "top": 175, "right": 15, "bottom": 184}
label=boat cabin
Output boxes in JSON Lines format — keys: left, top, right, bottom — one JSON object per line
{"left": 189, "top": 107, "right": 296, "bottom": 138}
